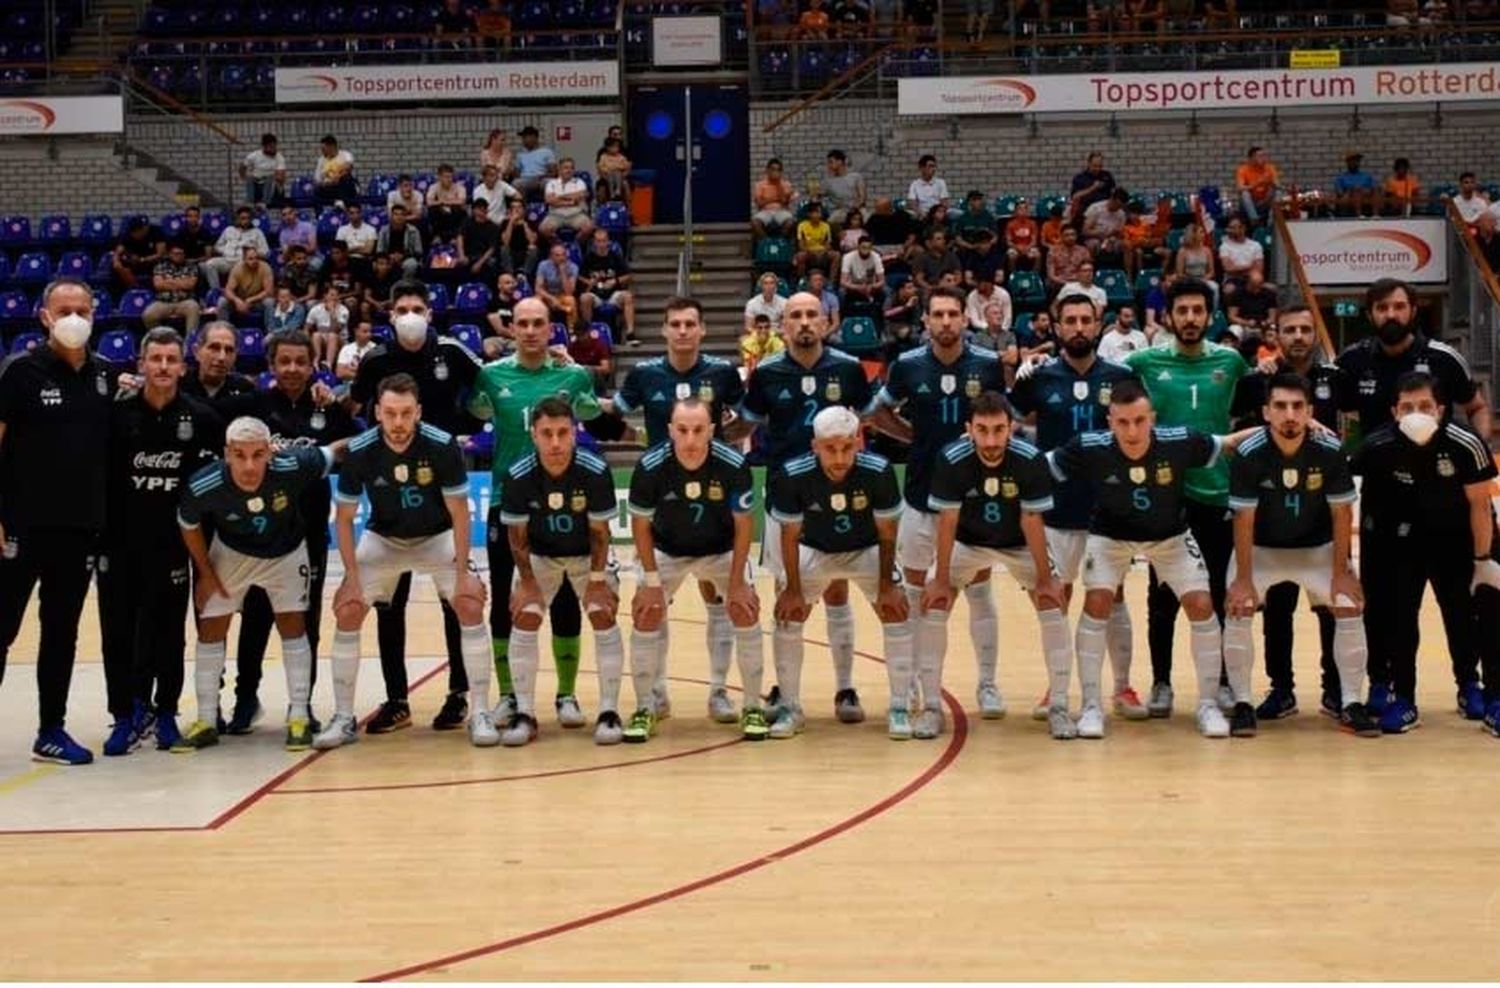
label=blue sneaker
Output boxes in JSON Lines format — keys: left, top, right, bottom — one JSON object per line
{"left": 1458, "top": 682, "right": 1486, "bottom": 721}
{"left": 1379, "top": 698, "right": 1421, "bottom": 734}
{"left": 32, "top": 728, "right": 94, "bottom": 765}
{"left": 102, "top": 717, "right": 139, "bottom": 757}
{"left": 130, "top": 699, "right": 156, "bottom": 740}
{"left": 1483, "top": 700, "right": 1500, "bottom": 739}
{"left": 1255, "top": 688, "right": 1298, "bottom": 720}
{"left": 1367, "top": 682, "right": 1395, "bottom": 715}
{"left": 154, "top": 715, "right": 183, "bottom": 751}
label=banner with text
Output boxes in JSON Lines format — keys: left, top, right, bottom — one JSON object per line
{"left": 0, "top": 96, "right": 124, "bottom": 136}
{"left": 275, "top": 62, "right": 619, "bottom": 104}
{"left": 1286, "top": 219, "right": 1449, "bottom": 285}
{"left": 898, "top": 62, "right": 1500, "bottom": 115}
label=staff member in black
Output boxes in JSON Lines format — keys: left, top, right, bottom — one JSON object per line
{"left": 99, "top": 328, "right": 224, "bottom": 755}
{"left": 349, "top": 280, "right": 483, "bottom": 733}
{"left": 0, "top": 278, "right": 116, "bottom": 765}
{"left": 180, "top": 322, "right": 257, "bottom": 407}
{"left": 1351, "top": 372, "right": 1500, "bottom": 733}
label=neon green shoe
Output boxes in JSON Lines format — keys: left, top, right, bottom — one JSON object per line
{"left": 622, "top": 707, "right": 656, "bottom": 744}
{"left": 740, "top": 706, "right": 770, "bottom": 742}
{"left": 284, "top": 718, "right": 313, "bottom": 751}
{"left": 170, "top": 720, "right": 219, "bottom": 753}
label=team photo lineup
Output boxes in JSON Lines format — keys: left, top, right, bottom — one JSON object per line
{"left": 4, "top": 270, "right": 1497, "bottom": 766}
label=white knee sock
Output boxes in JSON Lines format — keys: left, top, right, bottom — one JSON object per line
{"left": 1334, "top": 616, "right": 1368, "bottom": 708}
{"left": 1074, "top": 614, "right": 1107, "bottom": 710}
{"left": 772, "top": 622, "right": 804, "bottom": 709}
{"left": 195, "top": 640, "right": 227, "bottom": 725}
{"left": 1222, "top": 616, "right": 1255, "bottom": 703}
{"left": 1107, "top": 600, "right": 1134, "bottom": 691}
{"left": 918, "top": 611, "right": 949, "bottom": 713}
{"left": 705, "top": 602, "right": 733, "bottom": 691}
{"left": 628, "top": 629, "right": 662, "bottom": 712}
{"left": 735, "top": 625, "right": 765, "bottom": 705}
{"left": 1190, "top": 618, "right": 1223, "bottom": 704}
{"left": 1039, "top": 609, "right": 1074, "bottom": 707}
{"left": 509, "top": 628, "right": 540, "bottom": 715}
{"left": 594, "top": 625, "right": 624, "bottom": 714}
{"left": 826, "top": 603, "right": 856, "bottom": 692}
{"left": 653, "top": 619, "right": 671, "bottom": 695}
{"left": 331, "top": 629, "right": 360, "bottom": 719}
{"left": 883, "top": 620, "right": 914, "bottom": 709}
{"left": 965, "top": 584, "right": 998, "bottom": 686}
{"left": 460, "top": 623, "right": 491, "bottom": 714}
{"left": 281, "top": 634, "right": 312, "bottom": 721}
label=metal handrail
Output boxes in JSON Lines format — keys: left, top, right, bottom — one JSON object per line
{"left": 1447, "top": 198, "right": 1500, "bottom": 308}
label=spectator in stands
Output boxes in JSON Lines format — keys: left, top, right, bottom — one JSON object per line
{"left": 1475, "top": 211, "right": 1500, "bottom": 272}
{"left": 907, "top": 154, "right": 949, "bottom": 218}
{"left": 745, "top": 273, "right": 788, "bottom": 333}
{"left": 336, "top": 320, "right": 377, "bottom": 382}
{"left": 578, "top": 229, "right": 637, "bottom": 345}
{"left": 240, "top": 133, "right": 287, "bottom": 210}
{"left": 865, "top": 196, "right": 920, "bottom": 267}
{"left": 1121, "top": 201, "right": 1168, "bottom": 279}
{"left": 277, "top": 244, "right": 318, "bottom": 309}
{"left": 1236, "top": 145, "right": 1281, "bottom": 226}
{"left": 1382, "top": 157, "right": 1422, "bottom": 216}
{"left": 498, "top": 199, "right": 541, "bottom": 276}
{"left": 912, "top": 227, "right": 962, "bottom": 299}
{"left": 1097, "top": 305, "right": 1149, "bottom": 361}
{"left": 314, "top": 134, "right": 358, "bottom": 208}
{"left": 481, "top": 129, "right": 515, "bottom": 179}
{"left": 1004, "top": 199, "right": 1042, "bottom": 272}
{"left": 111, "top": 216, "right": 165, "bottom": 292}
{"left": 740, "top": 313, "right": 784, "bottom": 370}
{"left": 203, "top": 207, "right": 269, "bottom": 291}
{"left": 1045, "top": 224, "right": 1090, "bottom": 291}
{"left": 541, "top": 157, "right": 593, "bottom": 241}
{"left": 1333, "top": 151, "right": 1378, "bottom": 218}
{"left": 965, "top": 272, "right": 1011, "bottom": 331}
{"left": 980, "top": 303, "right": 1018, "bottom": 380}
{"left": 794, "top": 201, "right": 836, "bottom": 278}
{"left": 170, "top": 206, "right": 213, "bottom": 265}
{"left": 838, "top": 208, "right": 868, "bottom": 252}
{"left": 265, "top": 285, "right": 306, "bottom": 333}
{"left": 567, "top": 320, "right": 614, "bottom": 389}
{"left": 222, "top": 245, "right": 274, "bottom": 325}
{"left": 386, "top": 174, "right": 426, "bottom": 226}
{"left": 319, "top": 244, "right": 361, "bottom": 310}
{"left": 486, "top": 270, "right": 523, "bottom": 356}
{"left": 360, "top": 254, "right": 401, "bottom": 324}
{"left": 952, "top": 190, "right": 996, "bottom": 251}
{"left": 1039, "top": 202, "right": 1066, "bottom": 250}
{"left": 1174, "top": 221, "right": 1219, "bottom": 306}
{"left": 143, "top": 243, "right": 202, "bottom": 333}
{"left": 599, "top": 124, "right": 631, "bottom": 160}
{"left": 883, "top": 279, "right": 921, "bottom": 353}
{"left": 839, "top": 235, "right": 886, "bottom": 315}
{"left": 426, "top": 163, "right": 469, "bottom": 244}
{"left": 752, "top": 157, "right": 797, "bottom": 239}
{"left": 797, "top": 0, "right": 833, "bottom": 37}
{"left": 1217, "top": 215, "right": 1263, "bottom": 295}
{"left": 1058, "top": 261, "right": 1107, "bottom": 314}
{"left": 921, "top": 203, "right": 953, "bottom": 242}
{"left": 1083, "top": 187, "right": 1129, "bottom": 263}
{"left": 514, "top": 125, "right": 558, "bottom": 201}
{"left": 378, "top": 205, "right": 424, "bottom": 279}
{"left": 535, "top": 242, "right": 580, "bottom": 329}
{"left": 307, "top": 286, "right": 350, "bottom": 369}
{"left": 594, "top": 137, "right": 632, "bottom": 203}
{"left": 807, "top": 270, "right": 840, "bottom": 326}
{"left": 1068, "top": 151, "right": 1115, "bottom": 226}
{"left": 903, "top": 0, "right": 938, "bottom": 37}
{"left": 473, "top": 164, "right": 521, "bottom": 216}
{"left": 1448, "top": 171, "right": 1490, "bottom": 225}
{"left": 960, "top": 227, "right": 1003, "bottom": 292}
{"left": 456, "top": 199, "right": 503, "bottom": 282}
{"left": 335, "top": 203, "right": 378, "bottom": 280}
{"left": 1019, "top": 308, "right": 1057, "bottom": 360}
{"left": 1227, "top": 268, "right": 1278, "bottom": 339}
{"left": 435, "top": 0, "right": 476, "bottom": 46}
{"left": 964, "top": 0, "right": 995, "bottom": 40}
{"left": 822, "top": 150, "right": 866, "bottom": 230}
{"left": 277, "top": 205, "right": 319, "bottom": 269}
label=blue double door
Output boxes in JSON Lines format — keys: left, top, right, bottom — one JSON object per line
{"left": 628, "top": 82, "right": 749, "bottom": 224}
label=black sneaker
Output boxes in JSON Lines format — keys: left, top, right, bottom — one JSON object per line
{"left": 1254, "top": 688, "right": 1297, "bottom": 721}
{"left": 1319, "top": 691, "right": 1341, "bottom": 718}
{"left": 1229, "top": 701, "right": 1258, "bottom": 738}
{"left": 432, "top": 691, "right": 468, "bottom": 731}
{"left": 225, "top": 699, "right": 262, "bottom": 735}
{"left": 366, "top": 700, "right": 412, "bottom": 735}
{"left": 765, "top": 684, "right": 782, "bottom": 708}
{"left": 1339, "top": 702, "right": 1381, "bottom": 738}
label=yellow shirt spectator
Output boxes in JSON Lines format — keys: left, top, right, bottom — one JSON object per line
{"left": 740, "top": 328, "right": 786, "bottom": 368}
{"left": 797, "top": 218, "right": 833, "bottom": 253}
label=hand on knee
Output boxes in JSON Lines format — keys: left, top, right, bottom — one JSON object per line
{"left": 513, "top": 612, "right": 543, "bottom": 633}
{"left": 451, "top": 596, "right": 484, "bottom": 626}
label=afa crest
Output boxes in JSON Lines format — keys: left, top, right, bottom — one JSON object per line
{"left": 685, "top": 481, "right": 702, "bottom": 500}
{"left": 271, "top": 492, "right": 288, "bottom": 513}
{"left": 1307, "top": 470, "right": 1324, "bottom": 491}
{"left": 394, "top": 464, "right": 409, "bottom": 483}
{"left": 1155, "top": 465, "right": 1173, "bottom": 486}
{"left": 983, "top": 477, "right": 1000, "bottom": 496}
{"left": 830, "top": 493, "right": 847, "bottom": 511}
{"left": 571, "top": 494, "right": 587, "bottom": 512}
{"left": 1128, "top": 466, "right": 1147, "bottom": 484}
{"left": 416, "top": 465, "right": 434, "bottom": 486}
{"left": 547, "top": 492, "right": 565, "bottom": 510}
{"left": 826, "top": 379, "right": 842, "bottom": 402}
{"left": 246, "top": 496, "right": 265, "bottom": 513}
{"left": 965, "top": 377, "right": 982, "bottom": 398}
{"left": 1281, "top": 468, "right": 1298, "bottom": 489}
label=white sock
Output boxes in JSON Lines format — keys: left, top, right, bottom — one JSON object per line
{"left": 594, "top": 625, "right": 624, "bottom": 714}
{"left": 735, "top": 625, "right": 765, "bottom": 705}
{"left": 1039, "top": 609, "right": 1073, "bottom": 707}
{"left": 1223, "top": 616, "right": 1255, "bottom": 703}
{"left": 194, "top": 640, "right": 227, "bottom": 725}
{"left": 883, "top": 620, "right": 914, "bottom": 709}
{"left": 1190, "top": 618, "right": 1223, "bottom": 704}
{"left": 509, "top": 628, "right": 539, "bottom": 715}
{"left": 653, "top": 619, "right": 671, "bottom": 695}
{"left": 628, "top": 629, "right": 662, "bottom": 712}
{"left": 331, "top": 629, "right": 360, "bottom": 719}
{"left": 705, "top": 602, "right": 733, "bottom": 691}
{"left": 457, "top": 622, "right": 490, "bottom": 715}
{"left": 965, "top": 583, "right": 998, "bottom": 686}
{"left": 826, "top": 603, "right": 856, "bottom": 692}
{"left": 904, "top": 585, "right": 927, "bottom": 683}
{"left": 281, "top": 634, "right": 312, "bottom": 721}
{"left": 918, "top": 611, "right": 949, "bottom": 712}
{"left": 1107, "top": 600, "right": 1134, "bottom": 691}
{"left": 772, "top": 622, "right": 804, "bottom": 709}
{"left": 1334, "top": 616, "right": 1368, "bottom": 708}
{"left": 1075, "top": 614, "right": 1107, "bottom": 709}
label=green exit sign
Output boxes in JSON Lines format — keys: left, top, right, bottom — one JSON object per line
{"left": 1333, "top": 301, "right": 1359, "bottom": 317}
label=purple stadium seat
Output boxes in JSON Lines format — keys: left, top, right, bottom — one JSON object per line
{"left": 14, "top": 252, "right": 51, "bottom": 286}
{"left": 56, "top": 251, "right": 90, "bottom": 279}
{"left": 453, "top": 282, "right": 491, "bottom": 314}
{"left": 117, "top": 289, "right": 154, "bottom": 321}
{"left": 447, "top": 323, "right": 483, "bottom": 355}
{"left": 96, "top": 329, "right": 137, "bottom": 366}
{"left": 79, "top": 214, "right": 114, "bottom": 247}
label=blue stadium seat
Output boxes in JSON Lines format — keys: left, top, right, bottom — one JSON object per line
{"left": 413, "top": 171, "right": 437, "bottom": 195}
{"left": 0, "top": 291, "right": 32, "bottom": 324}
{"left": 447, "top": 323, "right": 483, "bottom": 355}
{"left": 56, "top": 251, "right": 90, "bottom": 280}
{"left": 1135, "top": 270, "right": 1163, "bottom": 300}
{"left": 9, "top": 332, "right": 43, "bottom": 354}
{"left": 202, "top": 210, "right": 228, "bottom": 239}
{"left": 316, "top": 210, "right": 344, "bottom": 249}
{"left": 288, "top": 175, "right": 317, "bottom": 208}
{"left": 365, "top": 173, "right": 398, "bottom": 206}
{"left": 453, "top": 282, "right": 491, "bottom": 314}
{"left": 117, "top": 289, "right": 154, "bottom": 321}
{"left": 596, "top": 202, "right": 630, "bottom": 239}
{"left": 91, "top": 290, "right": 113, "bottom": 323}
{"left": 96, "top": 329, "right": 137, "bottom": 366}
{"left": 1097, "top": 268, "right": 1133, "bottom": 306}
{"left": 237, "top": 327, "right": 267, "bottom": 372}
{"left": 426, "top": 283, "right": 449, "bottom": 313}
{"left": 38, "top": 215, "right": 70, "bottom": 247}
{"left": 759, "top": 47, "right": 791, "bottom": 89}
{"left": 525, "top": 202, "right": 549, "bottom": 227}
{"left": 14, "top": 252, "right": 50, "bottom": 287}
{"left": 516, "top": 0, "right": 553, "bottom": 28}
{"left": 89, "top": 253, "right": 113, "bottom": 287}
{"left": 754, "top": 237, "right": 793, "bottom": 271}
{"left": 78, "top": 214, "right": 114, "bottom": 247}
{"left": 548, "top": 322, "right": 570, "bottom": 347}
{"left": 799, "top": 46, "right": 830, "bottom": 86}
{"left": 0, "top": 217, "right": 31, "bottom": 248}
{"left": 588, "top": 322, "right": 615, "bottom": 347}
{"left": 837, "top": 316, "right": 880, "bottom": 355}
{"left": 370, "top": 323, "right": 392, "bottom": 344}
{"left": 1008, "top": 270, "right": 1047, "bottom": 310}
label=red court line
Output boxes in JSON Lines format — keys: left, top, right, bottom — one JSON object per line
{"left": 361, "top": 683, "right": 969, "bottom": 983}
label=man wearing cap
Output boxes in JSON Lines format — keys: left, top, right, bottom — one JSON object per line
{"left": 514, "top": 126, "right": 558, "bottom": 203}
{"left": 1334, "top": 152, "right": 1377, "bottom": 219}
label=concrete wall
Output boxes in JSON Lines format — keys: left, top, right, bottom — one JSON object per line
{"left": 0, "top": 138, "right": 183, "bottom": 219}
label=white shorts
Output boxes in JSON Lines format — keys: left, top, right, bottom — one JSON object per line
{"left": 1229, "top": 543, "right": 1355, "bottom": 610}
{"left": 754, "top": 207, "right": 794, "bottom": 228}
{"left": 584, "top": 290, "right": 630, "bottom": 307}
{"left": 931, "top": 542, "right": 1045, "bottom": 592}
{"left": 895, "top": 503, "right": 936, "bottom": 574}
{"left": 793, "top": 545, "right": 889, "bottom": 605}
{"left": 639, "top": 550, "right": 746, "bottom": 600}
{"left": 355, "top": 531, "right": 469, "bottom": 605}
{"left": 200, "top": 542, "right": 310, "bottom": 619}
{"left": 1045, "top": 527, "right": 1088, "bottom": 584}
{"left": 761, "top": 513, "right": 786, "bottom": 583}
{"left": 514, "top": 555, "right": 620, "bottom": 614}
{"left": 1082, "top": 531, "right": 1208, "bottom": 596}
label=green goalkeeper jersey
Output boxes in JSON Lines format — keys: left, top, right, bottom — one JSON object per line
{"left": 1125, "top": 340, "right": 1247, "bottom": 506}
{"left": 468, "top": 355, "right": 603, "bottom": 506}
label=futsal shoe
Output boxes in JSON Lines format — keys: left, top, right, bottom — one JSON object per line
{"left": 555, "top": 694, "right": 586, "bottom": 728}
{"left": 366, "top": 700, "right": 412, "bottom": 735}
{"left": 431, "top": 692, "right": 467, "bottom": 731}
{"left": 592, "top": 711, "right": 623, "bottom": 745}
{"left": 1148, "top": 683, "right": 1174, "bottom": 718}
{"left": 834, "top": 687, "right": 865, "bottom": 723}
{"left": 285, "top": 718, "right": 314, "bottom": 751}
{"left": 1229, "top": 702, "right": 1258, "bottom": 738}
{"left": 1367, "top": 682, "right": 1394, "bottom": 715}
{"left": 1255, "top": 688, "right": 1298, "bottom": 721}
{"left": 1194, "top": 700, "right": 1230, "bottom": 738}
{"left": 32, "top": 728, "right": 93, "bottom": 765}
{"left": 469, "top": 710, "right": 501, "bottom": 747}
{"left": 1075, "top": 702, "right": 1105, "bottom": 739}
{"left": 1112, "top": 686, "right": 1149, "bottom": 720}
{"left": 1339, "top": 703, "right": 1381, "bottom": 738}
{"left": 1483, "top": 700, "right": 1500, "bottom": 738}
{"left": 651, "top": 682, "right": 672, "bottom": 720}
{"left": 311, "top": 713, "right": 358, "bottom": 750}
{"left": 154, "top": 715, "right": 183, "bottom": 751}
{"left": 622, "top": 707, "right": 657, "bottom": 744}
{"left": 500, "top": 713, "right": 539, "bottom": 747}
{"left": 171, "top": 720, "right": 219, "bottom": 753}
{"left": 739, "top": 706, "right": 770, "bottom": 741}
{"left": 707, "top": 687, "right": 738, "bottom": 724}
{"left": 887, "top": 707, "right": 913, "bottom": 740}
{"left": 1048, "top": 707, "right": 1078, "bottom": 740}
{"left": 912, "top": 707, "right": 945, "bottom": 740}
{"left": 225, "top": 698, "right": 262, "bottom": 735}
{"left": 1031, "top": 691, "right": 1052, "bottom": 720}
{"left": 764, "top": 685, "right": 782, "bottom": 710}
{"left": 1216, "top": 682, "right": 1236, "bottom": 713}
{"left": 491, "top": 693, "right": 518, "bottom": 724}
{"left": 1379, "top": 698, "right": 1420, "bottom": 734}
{"left": 1458, "top": 682, "right": 1487, "bottom": 721}
{"left": 1319, "top": 691, "right": 1341, "bottom": 718}
{"left": 103, "top": 718, "right": 139, "bottom": 757}
{"left": 130, "top": 700, "right": 156, "bottom": 740}
{"left": 769, "top": 704, "right": 806, "bottom": 739}
{"left": 975, "top": 682, "right": 1006, "bottom": 720}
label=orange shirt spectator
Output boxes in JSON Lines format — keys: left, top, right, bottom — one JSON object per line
{"left": 798, "top": 0, "right": 832, "bottom": 37}
{"left": 1006, "top": 214, "right": 1038, "bottom": 252}
{"left": 1384, "top": 158, "right": 1421, "bottom": 212}
{"left": 1123, "top": 214, "right": 1152, "bottom": 250}
{"left": 1040, "top": 213, "right": 1065, "bottom": 249}
{"left": 1236, "top": 156, "right": 1279, "bottom": 202}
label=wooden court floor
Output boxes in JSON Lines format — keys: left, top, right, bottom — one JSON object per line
{"left": 2, "top": 567, "right": 1499, "bottom": 981}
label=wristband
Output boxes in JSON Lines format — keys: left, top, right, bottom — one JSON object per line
{"left": 589, "top": 570, "right": 607, "bottom": 583}
{"left": 643, "top": 571, "right": 662, "bottom": 587}
{"left": 1477, "top": 554, "right": 1492, "bottom": 561}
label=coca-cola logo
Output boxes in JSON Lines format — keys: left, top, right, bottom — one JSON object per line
{"left": 271, "top": 434, "right": 318, "bottom": 449}
{"left": 133, "top": 450, "right": 183, "bottom": 469}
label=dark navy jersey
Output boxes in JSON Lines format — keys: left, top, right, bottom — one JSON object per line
{"left": 178, "top": 446, "right": 331, "bottom": 559}
{"left": 615, "top": 354, "right": 745, "bottom": 447}
{"left": 336, "top": 423, "right": 469, "bottom": 540}
{"left": 767, "top": 450, "right": 902, "bottom": 554}
{"left": 180, "top": 371, "right": 256, "bottom": 412}
{"left": 1351, "top": 420, "right": 1496, "bottom": 538}
{"left": 1048, "top": 426, "right": 1221, "bottom": 541}
{"left": 928, "top": 435, "right": 1053, "bottom": 550}
{"left": 1008, "top": 355, "right": 1137, "bottom": 529}
{"left": 1230, "top": 361, "right": 1343, "bottom": 432}
{"left": 108, "top": 392, "right": 224, "bottom": 550}
{"left": 500, "top": 448, "right": 617, "bottom": 558}
{"left": 1335, "top": 334, "right": 1477, "bottom": 432}
{"left": 628, "top": 440, "right": 754, "bottom": 558}
{"left": 1228, "top": 427, "right": 1355, "bottom": 548}
{"left": 875, "top": 342, "right": 1005, "bottom": 510}
{"left": 741, "top": 348, "right": 873, "bottom": 463}
{"left": 350, "top": 333, "right": 483, "bottom": 435}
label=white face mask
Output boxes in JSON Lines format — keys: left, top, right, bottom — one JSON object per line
{"left": 1398, "top": 410, "right": 1439, "bottom": 446}
{"left": 50, "top": 313, "right": 92, "bottom": 349}
{"left": 393, "top": 312, "right": 428, "bottom": 345}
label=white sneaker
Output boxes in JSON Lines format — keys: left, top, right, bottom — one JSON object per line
{"left": 312, "top": 713, "right": 358, "bottom": 750}
{"left": 651, "top": 682, "right": 672, "bottom": 720}
{"left": 1031, "top": 690, "right": 1052, "bottom": 720}
{"left": 887, "top": 707, "right": 912, "bottom": 740}
{"left": 706, "top": 687, "right": 738, "bottom": 724}
{"left": 1112, "top": 686, "right": 1150, "bottom": 720}
{"left": 768, "top": 704, "right": 805, "bottom": 739}
{"left": 593, "top": 710, "right": 624, "bottom": 745}
{"left": 1075, "top": 701, "right": 1106, "bottom": 739}
{"left": 912, "top": 707, "right": 945, "bottom": 740}
{"left": 976, "top": 682, "right": 1007, "bottom": 720}
{"left": 491, "top": 693, "right": 518, "bottom": 723}
{"left": 468, "top": 710, "right": 500, "bottom": 747}
{"left": 555, "top": 694, "right": 586, "bottom": 728}
{"left": 1196, "top": 700, "right": 1230, "bottom": 738}
{"left": 1217, "top": 683, "right": 1236, "bottom": 713}
{"left": 1047, "top": 707, "right": 1078, "bottom": 740}
{"left": 501, "top": 713, "right": 539, "bottom": 747}
{"left": 1148, "top": 682, "right": 1174, "bottom": 718}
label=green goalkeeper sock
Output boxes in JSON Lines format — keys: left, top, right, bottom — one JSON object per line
{"left": 553, "top": 634, "right": 581, "bottom": 696}
{"left": 493, "top": 637, "right": 512, "bottom": 694}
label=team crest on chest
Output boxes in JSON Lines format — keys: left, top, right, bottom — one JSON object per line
{"left": 698, "top": 383, "right": 715, "bottom": 403}
{"left": 852, "top": 492, "right": 868, "bottom": 510}
{"left": 96, "top": 373, "right": 109, "bottom": 396}
{"left": 571, "top": 493, "right": 587, "bottom": 512}
{"left": 416, "top": 463, "right": 433, "bottom": 486}
{"left": 830, "top": 493, "right": 847, "bottom": 511}
{"left": 272, "top": 491, "right": 288, "bottom": 513}
{"left": 1073, "top": 381, "right": 1090, "bottom": 401}
{"left": 1415, "top": 361, "right": 1430, "bottom": 375}
{"left": 826, "top": 379, "right": 841, "bottom": 402}
{"left": 177, "top": 417, "right": 193, "bottom": 442}
{"left": 1001, "top": 480, "right": 1019, "bottom": 499}
{"left": 675, "top": 382, "right": 692, "bottom": 401}
{"left": 1155, "top": 464, "right": 1173, "bottom": 485}
{"left": 1281, "top": 468, "right": 1299, "bottom": 489}
{"left": 1306, "top": 469, "right": 1323, "bottom": 490}
{"left": 1315, "top": 381, "right": 1332, "bottom": 401}
{"left": 548, "top": 491, "right": 565, "bottom": 510}
{"left": 434, "top": 360, "right": 449, "bottom": 381}
{"left": 800, "top": 375, "right": 817, "bottom": 396}
{"left": 310, "top": 410, "right": 326, "bottom": 432}
{"left": 1129, "top": 466, "right": 1147, "bottom": 484}
{"left": 940, "top": 374, "right": 957, "bottom": 395}
{"left": 1437, "top": 455, "right": 1456, "bottom": 477}
{"left": 1098, "top": 384, "right": 1113, "bottom": 405}
{"left": 708, "top": 480, "right": 724, "bottom": 501}
{"left": 983, "top": 477, "right": 1000, "bottom": 496}
{"left": 965, "top": 377, "right": 982, "bottom": 398}
{"left": 395, "top": 464, "right": 410, "bottom": 483}
{"left": 246, "top": 496, "right": 265, "bottom": 513}
{"left": 685, "top": 481, "right": 702, "bottom": 500}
